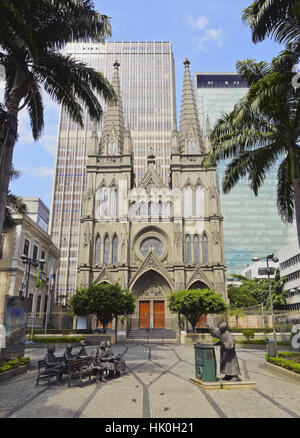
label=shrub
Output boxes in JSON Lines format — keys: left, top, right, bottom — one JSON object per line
{"left": 266, "top": 354, "right": 300, "bottom": 375}
{"left": 27, "top": 336, "right": 85, "bottom": 343}
{"left": 242, "top": 329, "right": 255, "bottom": 340}
{"left": 0, "top": 357, "right": 30, "bottom": 373}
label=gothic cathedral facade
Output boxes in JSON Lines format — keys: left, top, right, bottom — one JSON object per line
{"left": 77, "top": 59, "right": 226, "bottom": 332}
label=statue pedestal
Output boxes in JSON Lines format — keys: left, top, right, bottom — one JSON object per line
{"left": 189, "top": 376, "right": 256, "bottom": 390}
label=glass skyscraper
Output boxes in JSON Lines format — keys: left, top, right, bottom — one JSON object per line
{"left": 49, "top": 41, "right": 176, "bottom": 299}
{"left": 194, "top": 72, "right": 297, "bottom": 276}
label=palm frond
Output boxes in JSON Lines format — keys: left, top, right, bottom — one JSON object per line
{"left": 26, "top": 81, "right": 44, "bottom": 141}
{"left": 222, "top": 143, "right": 283, "bottom": 195}
{"left": 277, "top": 156, "right": 295, "bottom": 223}
{"left": 242, "top": 0, "right": 299, "bottom": 45}
{"left": 236, "top": 58, "right": 271, "bottom": 86}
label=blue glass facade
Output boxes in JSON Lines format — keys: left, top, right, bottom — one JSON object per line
{"left": 194, "top": 73, "right": 297, "bottom": 276}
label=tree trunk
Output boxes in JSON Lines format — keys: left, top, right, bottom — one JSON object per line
{"left": 115, "top": 316, "right": 118, "bottom": 344}
{"left": 0, "top": 72, "right": 25, "bottom": 245}
{"left": 294, "top": 179, "right": 300, "bottom": 251}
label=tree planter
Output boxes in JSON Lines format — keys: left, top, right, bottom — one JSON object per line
{"left": 0, "top": 362, "right": 30, "bottom": 382}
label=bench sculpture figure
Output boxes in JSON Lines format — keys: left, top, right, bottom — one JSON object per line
{"left": 36, "top": 346, "right": 65, "bottom": 386}
{"left": 106, "top": 341, "right": 126, "bottom": 377}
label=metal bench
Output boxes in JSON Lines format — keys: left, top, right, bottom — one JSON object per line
{"left": 36, "top": 356, "right": 65, "bottom": 386}
{"left": 65, "top": 356, "right": 95, "bottom": 387}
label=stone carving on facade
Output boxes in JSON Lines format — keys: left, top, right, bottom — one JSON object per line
{"left": 83, "top": 188, "right": 94, "bottom": 216}
{"left": 187, "top": 264, "right": 213, "bottom": 290}
{"left": 80, "top": 272, "right": 87, "bottom": 288}
{"left": 175, "top": 272, "right": 185, "bottom": 291}
{"left": 174, "top": 223, "right": 182, "bottom": 247}
{"left": 94, "top": 266, "right": 113, "bottom": 284}
{"left": 143, "top": 283, "right": 163, "bottom": 297}
{"left": 212, "top": 221, "right": 221, "bottom": 246}
{"left": 215, "top": 272, "right": 225, "bottom": 294}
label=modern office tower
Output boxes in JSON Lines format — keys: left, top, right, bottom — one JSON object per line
{"left": 50, "top": 41, "right": 177, "bottom": 300}
{"left": 22, "top": 198, "right": 49, "bottom": 233}
{"left": 194, "top": 72, "right": 297, "bottom": 276}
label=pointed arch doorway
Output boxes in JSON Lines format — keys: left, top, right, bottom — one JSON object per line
{"left": 131, "top": 270, "right": 171, "bottom": 329}
{"left": 187, "top": 280, "right": 210, "bottom": 329}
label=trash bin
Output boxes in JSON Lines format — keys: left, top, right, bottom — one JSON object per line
{"left": 266, "top": 338, "right": 276, "bottom": 357}
{"left": 194, "top": 343, "right": 217, "bottom": 382}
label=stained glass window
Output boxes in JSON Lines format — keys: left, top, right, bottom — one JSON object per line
{"left": 194, "top": 235, "right": 200, "bottom": 264}
{"left": 104, "top": 235, "right": 110, "bottom": 264}
{"left": 112, "top": 235, "right": 118, "bottom": 264}
{"left": 140, "top": 237, "right": 163, "bottom": 257}
{"left": 202, "top": 234, "right": 208, "bottom": 264}
{"left": 95, "top": 236, "right": 101, "bottom": 264}
{"left": 185, "top": 234, "right": 191, "bottom": 264}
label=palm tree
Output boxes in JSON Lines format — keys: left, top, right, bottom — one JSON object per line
{"left": 0, "top": 0, "right": 116, "bottom": 243}
{"left": 203, "top": 55, "right": 300, "bottom": 248}
{"left": 243, "top": 0, "right": 300, "bottom": 46}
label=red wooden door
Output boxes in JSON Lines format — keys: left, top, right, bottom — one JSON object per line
{"left": 196, "top": 314, "right": 207, "bottom": 328}
{"left": 139, "top": 301, "right": 150, "bottom": 328}
{"left": 97, "top": 320, "right": 112, "bottom": 329}
{"left": 153, "top": 301, "right": 165, "bottom": 328}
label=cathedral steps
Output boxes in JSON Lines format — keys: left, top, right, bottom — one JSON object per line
{"left": 126, "top": 329, "right": 177, "bottom": 341}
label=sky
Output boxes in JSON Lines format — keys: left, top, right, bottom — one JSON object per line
{"left": 8, "top": 0, "right": 283, "bottom": 210}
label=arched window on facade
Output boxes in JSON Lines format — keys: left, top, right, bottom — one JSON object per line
{"left": 187, "top": 138, "right": 196, "bottom": 154}
{"left": 194, "top": 234, "right": 200, "bottom": 264}
{"left": 185, "top": 234, "right": 191, "bottom": 264}
{"left": 109, "top": 188, "right": 118, "bottom": 217}
{"left": 104, "top": 235, "right": 110, "bottom": 264}
{"left": 95, "top": 236, "right": 101, "bottom": 265}
{"left": 158, "top": 200, "right": 163, "bottom": 220}
{"left": 140, "top": 202, "right": 147, "bottom": 216}
{"left": 184, "top": 187, "right": 193, "bottom": 217}
{"left": 108, "top": 140, "right": 116, "bottom": 155}
{"left": 148, "top": 201, "right": 152, "bottom": 218}
{"left": 112, "top": 235, "right": 118, "bottom": 265}
{"left": 129, "top": 202, "right": 137, "bottom": 218}
{"left": 202, "top": 234, "right": 209, "bottom": 264}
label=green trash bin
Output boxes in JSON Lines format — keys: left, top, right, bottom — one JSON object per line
{"left": 194, "top": 343, "right": 217, "bottom": 382}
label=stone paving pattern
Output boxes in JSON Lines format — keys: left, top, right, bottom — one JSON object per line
{"left": 0, "top": 343, "right": 300, "bottom": 418}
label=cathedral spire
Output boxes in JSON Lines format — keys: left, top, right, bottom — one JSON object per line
{"left": 178, "top": 58, "right": 204, "bottom": 154}
{"left": 100, "top": 60, "right": 125, "bottom": 156}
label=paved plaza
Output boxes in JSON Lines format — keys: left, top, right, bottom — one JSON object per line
{"left": 0, "top": 343, "right": 300, "bottom": 419}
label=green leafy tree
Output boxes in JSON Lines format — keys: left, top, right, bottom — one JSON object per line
{"left": 70, "top": 283, "right": 135, "bottom": 334}
{"left": 0, "top": 0, "right": 116, "bottom": 245}
{"left": 227, "top": 271, "right": 288, "bottom": 310}
{"left": 168, "top": 289, "right": 228, "bottom": 333}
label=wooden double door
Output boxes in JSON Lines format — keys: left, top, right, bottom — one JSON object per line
{"left": 139, "top": 300, "right": 165, "bottom": 328}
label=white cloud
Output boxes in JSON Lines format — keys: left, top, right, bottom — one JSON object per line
{"left": 198, "top": 27, "right": 224, "bottom": 50}
{"left": 186, "top": 15, "right": 224, "bottom": 51}
{"left": 189, "top": 15, "right": 209, "bottom": 30}
{"left": 20, "top": 166, "right": 54, "bottom": 179}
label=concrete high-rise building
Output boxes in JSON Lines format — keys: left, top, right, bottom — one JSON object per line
{"left": 193, "top": 72, "right": 297, "bottom": 276}
{"left": 22, "top": 198, "right": 49, "bottom": 233}
{"left": 50, "top": 42, "right": 177, "bottom": 300}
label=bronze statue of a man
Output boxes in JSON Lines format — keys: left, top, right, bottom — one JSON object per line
{"left": 76, "top": 340, "right": 88, "bottom": 358}
{"left": 44, "top": 346, "right": 64, "bottom": 385}
{"left": 106, "top": 341, "right": 126, "bottom": 376}
{"left": 207, "top": 321, "right": 241, "bottom": 382}
{"left": 91, "top": 347, "right": 107, "bottom": 383}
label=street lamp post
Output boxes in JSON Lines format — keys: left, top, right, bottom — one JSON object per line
{"left": 21, "top": 255, "right": 45, "bottom": 337}
{"left": 253, "top": 253, "right": 279, "bottom": 357}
